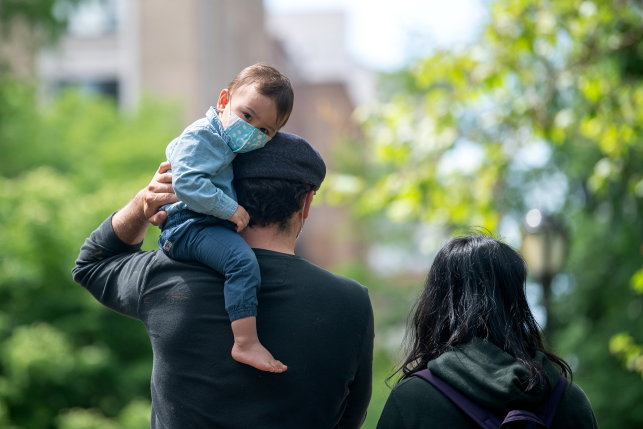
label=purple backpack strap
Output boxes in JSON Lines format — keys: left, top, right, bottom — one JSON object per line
{"left": 412, "top": 370, "right": 567, "bottom": 429}
{"left": 413, "top": 369, "right": 502, "bottom": 429}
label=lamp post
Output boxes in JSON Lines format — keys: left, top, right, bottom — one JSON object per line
{"left": 520, "top": 209, "right": 568, "bottom": 338}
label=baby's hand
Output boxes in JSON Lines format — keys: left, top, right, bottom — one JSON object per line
{"left": 228, "top": 205, "right": 250, "bottom": 232}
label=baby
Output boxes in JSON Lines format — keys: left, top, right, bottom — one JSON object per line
{"left": 158, "top": 63, "right": 294, "bottom": 373}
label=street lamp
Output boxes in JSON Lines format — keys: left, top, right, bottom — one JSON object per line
{"left": 521, "top": 209, "right": 568, "bottom": 337}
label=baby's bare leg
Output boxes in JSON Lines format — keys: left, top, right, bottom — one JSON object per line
{"left": 230, "top": 316, "right": 287, "bottom": 373}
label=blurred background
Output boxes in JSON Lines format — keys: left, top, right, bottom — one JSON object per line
{"left": 1, "top": 0, "right": 643, "bottom": 427}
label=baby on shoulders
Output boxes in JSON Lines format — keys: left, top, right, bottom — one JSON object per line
{"left": 158, "top": 63, "right": 294, "bottom": 372}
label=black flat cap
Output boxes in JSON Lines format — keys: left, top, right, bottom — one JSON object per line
{"left": 233, "top": 131, "right": 326, "bottom": 187}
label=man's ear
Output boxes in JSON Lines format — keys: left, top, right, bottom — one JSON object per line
{"left": 302, "top": 190, "right": 315, "bottom": 220}
{"left": 217, "top": 89, "right": 230, "bottom": 113}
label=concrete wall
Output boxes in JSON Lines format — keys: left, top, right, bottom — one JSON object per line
{"left": 283, "top": 82, "right": 363, "bottom": 268}
{"left": 139, "top": 0, "right": 275, "bottom": 123}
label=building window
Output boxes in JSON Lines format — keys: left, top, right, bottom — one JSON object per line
{"left": 64, "top": 0, "right": 119, "bottom": 37}
{"left": 57, "top": 79, "right": 120, "bottom": 102}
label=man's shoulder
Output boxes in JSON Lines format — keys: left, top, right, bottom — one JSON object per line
{"left": 150, "top": 248, "right": 224, "bottom": 278}
{"left": 293, "top": 257, "right": 371, "bottom": 302}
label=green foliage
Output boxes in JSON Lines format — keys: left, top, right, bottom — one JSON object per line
{"left": 630, "top": 267, "right": 643, "bottom": 294}
{"left": 330, "top": 0, "right": 643, "bottom": 426}
{"left": 0, "top": 3, "right": 163, "bottom": 423}
{"left": 0, "top": 80, "right": 181, "bottom": 427}
{"left": 610, "top": 333, "right": 643, "bottom": 376}
{"left": 610, "top": 267, "right": 643, "bottom": 378}
{"left": 54, "top": 398, "right": 151, "bottom": 429}
{"left": 0, "top": 0, "right": 84, "bottom": 42}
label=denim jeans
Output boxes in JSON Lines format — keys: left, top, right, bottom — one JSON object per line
{"left": 158, "top": 210, "right": 260, "bottom": 321}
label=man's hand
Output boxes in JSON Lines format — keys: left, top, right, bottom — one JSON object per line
{"left": 145, "top": 161, "right": 179, "bottom": 226}
{"left": 228, "top": 205, "right": 250, "bottom": 233}
{"left": 112, "top": 162, "right": 180, "bottom": 244}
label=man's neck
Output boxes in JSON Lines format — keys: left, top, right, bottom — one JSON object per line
{"left": 240, "top": 225, "right": 297, "bottom": 255}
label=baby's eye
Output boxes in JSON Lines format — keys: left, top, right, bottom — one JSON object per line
{"left": 244, "top": 112, "right": 252, "bottom": 121}
{"left": 260, "top": 128, "right": 270, "bottom": 136}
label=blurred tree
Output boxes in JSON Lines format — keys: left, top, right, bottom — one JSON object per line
{"left": 332, "top": 0, "right": 643, "bottom": 426}
{"left": 0, "top": 1, "right": 171, "bottom": 426}
{"left": 0, "top": 0, "right": 74, "bottom": 36}
{"left": 0, "top": 0, "right": 85, "bottom": 78}
{"left": 0, "top": 87, "right": 181, "bottom": 426}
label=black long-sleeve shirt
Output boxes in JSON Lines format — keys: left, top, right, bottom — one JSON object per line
{"left": 73, "top": 215, "right": 374, "bottom": 428}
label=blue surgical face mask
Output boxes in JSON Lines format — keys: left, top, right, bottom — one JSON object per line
{"left": 224, "top": 102, "right": 271, "bottom": 153}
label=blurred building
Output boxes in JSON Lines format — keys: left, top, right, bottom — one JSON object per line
{"left": 38, "top": 0, "right": 274, "bottom": 120}
{"left": 34, "top": 0, "right": 374, "bottom": 269}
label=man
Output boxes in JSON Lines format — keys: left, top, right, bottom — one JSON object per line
{"left": 72, "top": 132, "right": 374, "bottom": 428}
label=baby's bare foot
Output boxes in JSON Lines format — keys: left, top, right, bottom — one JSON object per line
{"left": 231, "top": 341, "right": 287, "bottom": 373}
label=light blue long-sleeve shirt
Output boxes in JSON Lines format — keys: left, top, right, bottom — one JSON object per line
{"left": 162, "top": 107, "right": 238, "bottom": 220}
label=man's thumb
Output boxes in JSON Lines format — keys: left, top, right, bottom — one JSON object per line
{"left": 149, "top": 211, "right": 168, "bottom": 226}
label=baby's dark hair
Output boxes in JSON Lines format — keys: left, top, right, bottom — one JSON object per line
{"left": 228, "top": 63, "right": 294, "bottom": 129}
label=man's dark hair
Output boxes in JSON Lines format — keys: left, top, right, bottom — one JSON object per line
{"left": 235, "top": 178, "right": 318, "bottom": 233}
{"left": 228, "top": 63, "right": 294, "bottom": 129}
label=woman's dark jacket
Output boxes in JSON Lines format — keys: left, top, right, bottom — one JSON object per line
{"left": 377, "top": 338, "right": 598, "bottom": 428}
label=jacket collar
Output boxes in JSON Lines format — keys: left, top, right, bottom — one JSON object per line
{"left": 206, "top": 107, "right": 231, "bottom": 143}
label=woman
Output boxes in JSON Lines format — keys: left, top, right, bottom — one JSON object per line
{"left": 376, "top": 235, "right": 598, "bottom": 428}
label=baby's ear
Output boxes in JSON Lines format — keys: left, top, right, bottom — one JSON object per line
{"left": 217, "top": 89, "right": 230, "bottom": 112}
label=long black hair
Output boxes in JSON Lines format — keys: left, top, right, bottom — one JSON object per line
{"left": 393, "top": 234, "right": 571, "bottom": 391}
